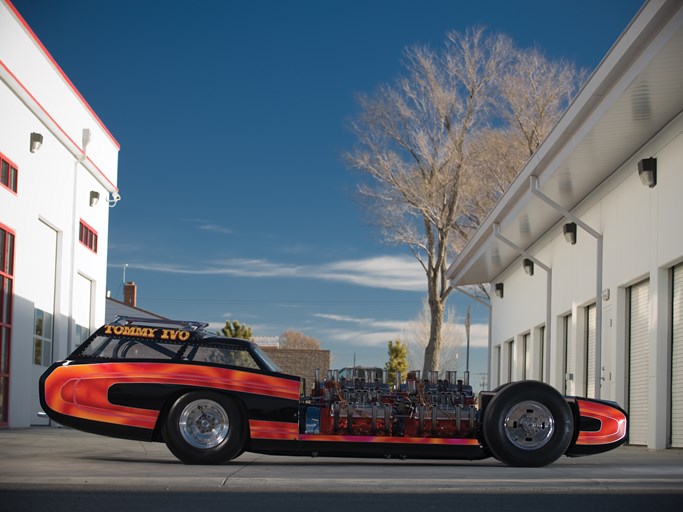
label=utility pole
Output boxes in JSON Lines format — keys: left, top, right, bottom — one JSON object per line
{"left": 465, "top": 304, "right": 471, "bottom": 373}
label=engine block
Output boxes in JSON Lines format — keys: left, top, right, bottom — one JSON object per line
{"left": 304, "top": 369, "right": 478, "bottom": 439}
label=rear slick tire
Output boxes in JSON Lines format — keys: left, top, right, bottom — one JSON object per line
{"left": 483, "top": 381, "right": 573, "bottom": 467}
{"left": 163, "top": 391, "right": 244, "bottom": 465}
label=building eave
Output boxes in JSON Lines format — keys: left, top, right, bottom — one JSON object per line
{"left": 447, "top": 0, "right": 683, "bottom": 286}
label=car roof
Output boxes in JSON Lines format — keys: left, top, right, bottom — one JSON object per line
{"left": 108, "top": 316, "right": 256, "bottom": 349}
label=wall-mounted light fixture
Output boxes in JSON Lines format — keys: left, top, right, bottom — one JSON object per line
{"left": 89, "top": 191, "right": 100, "bottom": 207}
{"left": 637, "top": 157, "right": 657, "bottom": 188}
{"left": 107, "top": 192, "right": 121, "bottom": 207}
{"left": 523, "top": 258, "right": 535, "bottom": 276}
{"left": 29, "top": 132, "right": 43, "bottom": 153}
{"left": 494, "top": 283, "right": 504, "bottom": 298}
{"left": 563, "top": 222, "right": 577, "bottom": 245}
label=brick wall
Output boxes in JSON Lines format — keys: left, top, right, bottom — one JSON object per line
{"left": 263, "top": 348, "right": 330, "bottom": 394}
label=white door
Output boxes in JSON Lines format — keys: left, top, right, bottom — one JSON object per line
{"left": 73, "top": 273, "right": 93, "bottom": 352}
{"left": 505, "top": 340, "right": 513, "bottom": 384}
{"left": 564, "top": 314, "right": 575, "bottom": 395}
{"left": 585, "top": 304, "right": 596, "bottom": 398}
{"left": 672, "top": 265, "right": 683, "bottom": 448}
{"left": 31, "top": 221, "right": 58, "bottom": 425}
{"left": 628, "top": 279, "right": 650, "bottom": 445}
{"left": 539, "top": 325, "right": 546, "bottom": 383}
{"left": 523, "top": 333, "right": 531, "bottom": 380}
{"left": 601, "top": 306, "right": 614, "bottom": 399}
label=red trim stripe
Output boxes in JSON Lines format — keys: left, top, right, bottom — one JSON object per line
{"left": 575, "top": 399, "right": 628, "bottom": 445}
{"left": 5, "top": 0, "right": 120, "bottom": 150}
{"left": 0, "top": 59, "right": 118, "bottom": 192}
{"left": 249, "top": 420, "right": 298, "bottom": 440}
{"left": 298, "top": 434, "right": 480, "bottom": 446}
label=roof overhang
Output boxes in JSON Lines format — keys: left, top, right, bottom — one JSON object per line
{"left": 447, "top": 0, "right": 683, "bottom": 286}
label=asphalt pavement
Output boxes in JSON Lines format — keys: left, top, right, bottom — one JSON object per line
{"left": 1, "top": 427, "right": 682, "bottom": 511}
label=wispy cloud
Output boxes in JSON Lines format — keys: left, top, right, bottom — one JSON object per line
{"left": 197, "top": 223, "right": 232, "bottom": 234}
{"left": 323, "top": 324, "right": 489, "bottom": 350}
{"left": 114, "top": 255, "right": 426, "bottom": 293}
{"left": 314, "top": 312, "right": 489, "bottom": 349}
{"left": 181, "top": 218, "right": 233, "bottom": 235}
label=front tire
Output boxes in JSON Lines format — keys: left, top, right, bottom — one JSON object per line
{"left": 163, "top": 391, "right": 244, "bottom": 464}
{"left": 483, "top": 381, "right": 573, "bottom": 467}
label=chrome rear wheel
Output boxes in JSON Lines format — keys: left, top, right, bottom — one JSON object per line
{"left": 179, "top": 399, "right": 230, "bottom": 449}
{"left": 163, "top": 391, "right": 244, "bottom": 464}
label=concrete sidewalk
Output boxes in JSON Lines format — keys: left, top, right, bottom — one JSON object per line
{"left": 1, "top": 426, "right": 683, "bottom": 492}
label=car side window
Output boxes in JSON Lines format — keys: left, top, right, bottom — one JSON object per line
{"left": 75, "top": 335, "right": 183, "bottom": 360}
{"left": 189, "top": 344, "right": 259, "bottom": 369}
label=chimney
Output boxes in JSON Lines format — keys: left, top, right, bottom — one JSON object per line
{"left": 123, "top": 282, "right": 137, "bottom": 307}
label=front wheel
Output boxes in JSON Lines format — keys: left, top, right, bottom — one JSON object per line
{"left": 163, "top": 391, "right": 244, "bottom": 464}
{"left": 483, "top": 381, "right": 573, "bottom": 467}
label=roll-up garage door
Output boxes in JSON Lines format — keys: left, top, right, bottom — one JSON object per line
{"left": 672, "top": 265, "right": 683, "bottom": 448}
{"left": 564, "top": 314, "right": 575, "bottom": 395}
{"left": 586, "top": 304, "right": 596, "bottom": 398}
{"left": 628, "top": 279, "right": 650, "bottom": 446}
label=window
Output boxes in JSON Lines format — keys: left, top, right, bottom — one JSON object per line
{"left": 1, "top": 224, "right": 15, "bottom": 424}
{"left": 1, "top": 154, "right": 18, "bottom": 194}
{"left": 76, "top": 335, "right": 183, "bottom": 361}
{"left": 33, "top": 308, "right": 53, "bottom": 367}
{"left": 187, "top": 344, "right": 259, "bottom": 369}
{"left": 79, "top": 220, "right": 98, "bottom": 253}
{"left": 74, "top": 324, "right": 90, "bottom": 347}
{"left": 74, "top": 334, "right": 261, "bottom": 370}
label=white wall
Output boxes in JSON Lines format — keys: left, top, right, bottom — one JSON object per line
{"left": 490, "top": 111, "right": 683, "bottom": 449}
{"left": 0, "top": 0, "right": 119, "bottom": 427}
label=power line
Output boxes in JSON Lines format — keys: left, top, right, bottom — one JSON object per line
{"left": 141, "top": 297, "right": 421, "bottom": 305}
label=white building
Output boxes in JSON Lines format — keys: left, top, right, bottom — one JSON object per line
{"left": 448, "top": 0, "right": 683, "bottom": 450}
{"left": 0, "top": 1, "right": 120, "bottom": 427}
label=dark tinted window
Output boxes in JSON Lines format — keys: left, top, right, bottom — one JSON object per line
{"left": 75, "top": 335, "right": 183, "bottom": 360}
{"left": 185, "top": 344, "right": 259, "bottom": 369}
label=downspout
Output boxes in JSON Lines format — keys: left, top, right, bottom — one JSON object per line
{"left": 493, "top": 223, "right": 553, "bottom": 384}
{"left": 67, "top": 129, "right": 91, "bottom": 355}
{"left": 530, "top": 176, "right": 603, "bottom": 399}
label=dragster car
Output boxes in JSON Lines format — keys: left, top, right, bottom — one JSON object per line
{"left": 40, "top": 317, "right": 628, "bottom": 467}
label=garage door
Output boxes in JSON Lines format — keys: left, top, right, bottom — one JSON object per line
{"left": 672, "top": 265, "right": 683, "bottom": 448}
{"left": 586, "top": 304, "right": 596, "bottom": 398}
{"left": 628, "top": 279, "right": 650, "bottom": 446}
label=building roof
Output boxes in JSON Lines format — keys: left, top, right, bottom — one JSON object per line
{"left": 105, "top": 296, "right": 168, "bottom": 324}
{"left": 447, "top": 0, "right": 683, "bottom": 286}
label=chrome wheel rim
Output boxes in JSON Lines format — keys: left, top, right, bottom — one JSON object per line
{"left": 179, "top": 399, "right": 230, "bottom": 449}
{"left": 503, "top": 400, "right": 555, "bottom": 450}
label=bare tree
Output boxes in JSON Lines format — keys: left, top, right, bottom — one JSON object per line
{"left": 463, "top": 49, "right": 584, "bottom": 222}
{"left": 499, "top": 48, "right": 584, "bottom": 157}
{"left": 346, "top": 27, "right": 584, "bottom": 373}
{"left": 405, "top": 300, "right": 462, "bottom": 373}
{"left": 279, "top": 330, "right": 321, "bottom": 350}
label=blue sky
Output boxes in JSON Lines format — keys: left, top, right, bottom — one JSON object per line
{"left": 13, "top": 0, "right": 643, "bottom": 389}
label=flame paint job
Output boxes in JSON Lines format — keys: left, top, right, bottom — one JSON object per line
{"left": 299, "top": 434, "right": 480, "bottom": 445}
{"left": 575, "top": 399, "right": 628, "bottom": 445}
{"left": 43, "top": 361, "right": 300, "bottom": 430}
{"left": 249, "top": 420, "right": 299, "bottom": 440}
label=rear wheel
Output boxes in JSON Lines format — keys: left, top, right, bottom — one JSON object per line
{"left": 483, "top": 381, "right": 573, "bottom": 467}
{"left": 163, "top": 391, "right": 244, "bottom": 464}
